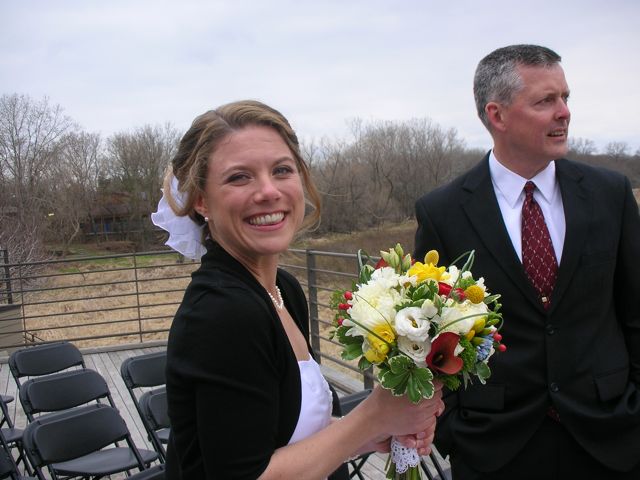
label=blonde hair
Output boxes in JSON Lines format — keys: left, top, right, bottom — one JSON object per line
{"left": 163, "top": 100, "right": 321, "bottom": 236}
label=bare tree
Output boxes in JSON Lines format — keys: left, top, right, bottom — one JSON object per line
{"left": 0, "top": 94, "right": 74, "bottom": 264}
{"left": 568, "top": 137, "right": 597, "bottom": 157}
{"left": 104, "top": 123, "right": 180, "bottom": 247}
{"left": 308, "top": 118, "right": 466, "bottom": 232}
{"left": 0, "top": 94, "right": 75, "bottom": 221}
{"left": 605, "top": 141, "right": 629, "bottom": 160}
{"left": 46, "top": 131, "right": 103, "bottom": 252}
{"left": 309, "top": 138, "right": 354, "bottom": 233}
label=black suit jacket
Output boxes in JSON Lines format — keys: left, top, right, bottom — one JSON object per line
{"left": 414, "top": 155, "right": 640, "bottom": 472}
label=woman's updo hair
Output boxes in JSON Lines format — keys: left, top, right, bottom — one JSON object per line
{"left": 163, "top": 100, "right": 321, "bottom": 234}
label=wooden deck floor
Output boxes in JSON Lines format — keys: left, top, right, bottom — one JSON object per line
{"left": 0, "top": 343, "right": 450, "bottom": 479}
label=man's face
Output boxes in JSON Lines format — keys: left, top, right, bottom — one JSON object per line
{"left": 499, "top": 64, "right": 571, "bottom": 166}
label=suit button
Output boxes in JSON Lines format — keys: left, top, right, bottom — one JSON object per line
{"left": 550, "top": 383, "right": 559, "bottom": 393}
{"left": 546, "top": 325, "right": 555, "bottom": 335}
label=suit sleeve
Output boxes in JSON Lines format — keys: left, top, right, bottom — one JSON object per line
{"left": 414, "top": 197, "right": 448, "bottom": 263}
{"left": 614, "top": 177, "right": 640, "bottom": 385}
{"left": 167, "top": 284, "right": 283, "bottom": 479}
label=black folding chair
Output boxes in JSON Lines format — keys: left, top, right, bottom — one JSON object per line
{"left": 0, "top": 395, "right": 30, "bottom": 475}
{"left": 138, "top": 388, "right": 169, "bottom": 460}
{"left": 127, "top": 464, "right": 165, "bottom": 480}
{"left": 0, "top": 424, "right": 36, "bottom": 480}
{"left": 120, "top": 351, "right": 168, "bottom": 461}
{"left": 8, "top": 342, "right": 85, "bottom": 390}
{"left": 18, "top": 367, "right": 159, "bottom": 469}
{"left": 22, "top": 404, "right": 159, "bottom": 480}
{"left": 19, "top": 369, "right": 115, "bottom": 422}
{"left": 420, "top": 448, "right": 451, "bottom": 480}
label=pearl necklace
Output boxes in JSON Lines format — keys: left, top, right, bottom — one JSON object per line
{"left": 268, "top": 286, "right": 284, "bottom": 310}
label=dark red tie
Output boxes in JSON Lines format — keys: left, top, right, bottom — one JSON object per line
{"left": 521, "top": 181, "right": 557, "bottom": 309}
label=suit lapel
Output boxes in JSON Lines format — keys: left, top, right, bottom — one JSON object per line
{"left": 549, "top": 159, "right": 590, "bottom": 313}
{"left": 460, "top": 157, "right": 541, "bottom": 308}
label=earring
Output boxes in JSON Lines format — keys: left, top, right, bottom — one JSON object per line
{"left": 204, "top": 216, "right": 209, "bottom": 223}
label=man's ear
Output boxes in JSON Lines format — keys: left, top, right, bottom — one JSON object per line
{"left": 486, "top": 102, "right": 507, "bottom": 133}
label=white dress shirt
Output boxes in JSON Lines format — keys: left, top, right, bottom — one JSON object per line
{"left": 488, "top": 151, "right": 566, "bottom": 264}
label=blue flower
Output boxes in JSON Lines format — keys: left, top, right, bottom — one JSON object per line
{"left": 476, "top": 337, "right": 493, "bottom": 362}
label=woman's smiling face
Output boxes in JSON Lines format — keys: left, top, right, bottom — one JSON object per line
{"left": 195, "top": 125, "right": 305, "bottom": 264}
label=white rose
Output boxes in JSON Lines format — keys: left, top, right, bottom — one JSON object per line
{"left": 439, "top": 301, "right": 489, "bottom": 335}
{"left": 344, "top": 273, "right": 404, "bottom": 336}
{"left": 446, "top": 265, "right": 459, "bottom": 285}
{"left": 397, "top": 336, "right": 431, "bottom": 367}
{"left": 421, "top": 299, "right": 438, "bottom": 318}
{"left": 395, "top": 307, "right": 431, "bottom": 342}
{"left": 370, "top": 266, "right": 410, "bottom": 290}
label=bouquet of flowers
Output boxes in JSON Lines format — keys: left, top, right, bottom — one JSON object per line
{"left": 331, "top": 244, "right": 505, "bottom": 480}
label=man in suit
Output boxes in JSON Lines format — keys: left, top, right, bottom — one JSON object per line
{"left": 414, "top": 44, "right": 640, "bottom": 479}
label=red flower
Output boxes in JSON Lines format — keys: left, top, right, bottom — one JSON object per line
{"left": 438, "top": 282, "right": 465, "bottom": 300}
{"left": 344, "top": 291, "right": 353, "bottom": 300}
{"left": 438, "top": 282, "right": 452, "bottom": 296}
{"left": 375, "top": 258, "right": 389, "bottom": 269}
{"left": 425, "top": 332, "right": 464, "bottom": 375}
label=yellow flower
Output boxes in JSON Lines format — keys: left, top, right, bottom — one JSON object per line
{"left": 424, "top": 250, "right": 439, "bottom": 265}
{"left": 465, "top": 317, "right": 488, "bottom": 340}
{"left": 464, "top": 285, "right": 485, "bottom": 304}
{"left": 408, "top": 261, "right": 447, "bottom": 283}
{"left": 363, "top": 324, "right": 396, "bottom": 363}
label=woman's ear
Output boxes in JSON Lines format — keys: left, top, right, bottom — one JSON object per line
{"left": 194, "top": 193, "right": 208, "bottom": 220}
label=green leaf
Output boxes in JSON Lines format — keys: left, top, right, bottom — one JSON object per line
{"left": 358, "top": 356, "right": 373, "bottom": 371}
{"left": 341, "top": 342, "right": 363, "bottom": 360}
{"left": 380, "top": 357, "right": 435, "bottom": 402}
{"left": 335, "top": 326, "right": 361, "bottom": 345}
{"left": 411, "top": 284, "right": 428, "bottom": 301}
{"left": 412, "top": 367, "right": 434, "bottom": 396}
{"left": 379, "top": 356, "right": 411, "bottom": 394}
{"left": 406, "top": 367, "right": 434, "bottom": 402}
{"left": 388, "top": 354, "right": 413, "bottom": 373}
{"left": 476, "top": 361, "right": 491, "bottom": 383}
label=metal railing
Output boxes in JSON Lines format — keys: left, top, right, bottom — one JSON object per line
{"left": 0, "top": 247, "right": 372, "bottom": 388}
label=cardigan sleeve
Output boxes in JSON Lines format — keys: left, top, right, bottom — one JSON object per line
{"left": 166, "top": 277, "right": 295, "bottom": 479}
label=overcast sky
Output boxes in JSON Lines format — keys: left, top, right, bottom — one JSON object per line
{"left": 2, "top": 0, "right": 639, "bottom": 154}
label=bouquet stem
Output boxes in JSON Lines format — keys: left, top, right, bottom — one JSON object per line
{"left": 384, "top": 438, "right": 423, "bottom": 479}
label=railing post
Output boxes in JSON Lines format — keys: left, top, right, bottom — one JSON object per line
{"left": 18, "top": 261, "right": 27, "bottom": 345}
{"left": 2, "top": 249, "right": 12, "bottom": 304}
{"left": 133, "top": 252, "right": 143, "bottom": 343}
{"left": 306, "top": 249, "right": 321, "bottom": 362}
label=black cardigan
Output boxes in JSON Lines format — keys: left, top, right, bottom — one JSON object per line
{"left": 165, "top": 242, "right": 348, "bottom": 479}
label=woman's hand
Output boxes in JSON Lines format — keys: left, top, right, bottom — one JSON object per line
{"left": 360, "top": 380, "right": 444, "bottom": 439}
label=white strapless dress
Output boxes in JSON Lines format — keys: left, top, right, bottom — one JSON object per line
{"left": 287, "top": 356, "right": 333, "bottom": 445}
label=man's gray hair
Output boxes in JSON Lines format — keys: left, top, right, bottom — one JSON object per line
{"left": 474, "top": 44, "right": 562, "bottom": 129}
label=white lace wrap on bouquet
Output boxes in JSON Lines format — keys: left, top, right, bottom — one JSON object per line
{"left": 390, "top": 437, "right": 420, "bottom": 474}
{"left": 151, "top": 176, "right": 207, "bottom": 260}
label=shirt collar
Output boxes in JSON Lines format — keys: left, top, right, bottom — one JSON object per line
{"left": 489, "top": 150, "right": 558, "bottom": 207}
